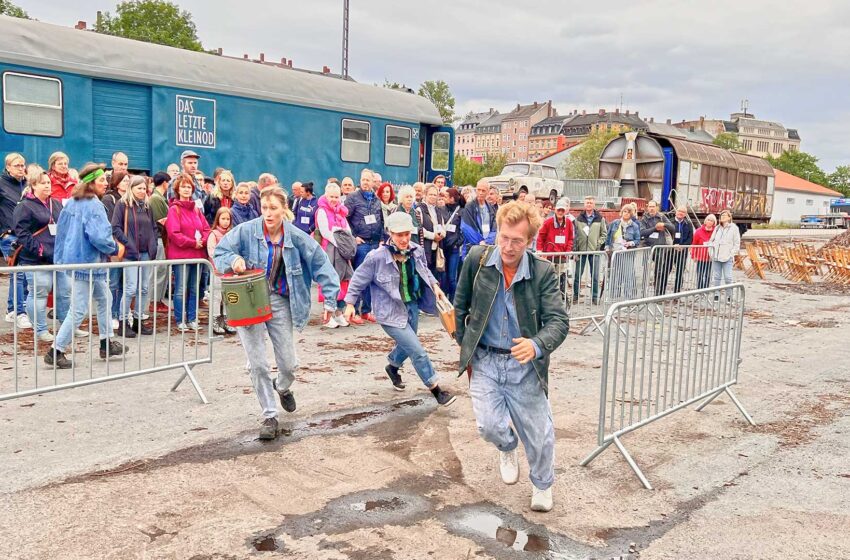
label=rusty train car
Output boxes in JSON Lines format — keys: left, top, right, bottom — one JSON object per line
{"left": 598, "top": 131, "right": 774, "bottom": 232}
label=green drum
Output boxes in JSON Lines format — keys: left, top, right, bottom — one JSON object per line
{"left": 220, "top": 269, "right": 272, "bottom": 327}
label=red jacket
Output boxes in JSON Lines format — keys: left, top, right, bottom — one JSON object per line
{"left": 49, "top": 171, "right": 76, "bottom": 200}
{"left": 165, "top": 199, "right": 211, "bottom": 260}
{"left": 691, "top": 225, "right": 713, "bottom": 261}
{"left": 536, "top": 215, "right": 574, "bottom": 253}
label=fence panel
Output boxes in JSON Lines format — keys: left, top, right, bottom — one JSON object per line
{"left": 537, "top": 251, "right": 609, "bottom": 333}
{"left": 580, "top": 283, "right": 752, "bottom": 489}
{"left": 647, "top": 244, "right": 715, "bottom": 296}
{"left": 0, "top": 259, "right": 217, "bottom": 403}
{"left": 606, "top": 247, "right": 652, "bottom": 306}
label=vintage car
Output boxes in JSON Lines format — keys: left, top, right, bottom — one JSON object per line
{"left": 483, "top": 162, "right": 563, "bottom": 204}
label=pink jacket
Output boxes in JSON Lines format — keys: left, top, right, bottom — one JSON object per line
{"left": 165, "top": 199, "right": 211, "bottom": 260}
{"left": 316, "top": 195, "right": 350, "bottom": 251}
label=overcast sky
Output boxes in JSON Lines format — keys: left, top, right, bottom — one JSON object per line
{"left": 21, "top": 0, "right": 850, "bottom": 171}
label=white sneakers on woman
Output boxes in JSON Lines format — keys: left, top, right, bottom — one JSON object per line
{"left": 531, "top": 486, "right": 553, "bottom": 512}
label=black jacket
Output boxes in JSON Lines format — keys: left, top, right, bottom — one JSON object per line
{"left": 111, "top": 200, "right": 158, "bottom": 261}
{"left": 204, "top": 195, "right": 232, "bottom": 225}
{"left": 671, "top": 218, "right": 694, "bottom": 246}
{"left": 442, "top": 203, "right": 464, "bottom": 251}
{"left": 639, "top": 212, "right": 675, "bottom": 247}
{"left": 0, "top": 172, "right": 26, "bottom": 233}
{"left": 11, "top": 195, "right": 62, "bottom": 265}
{"left": 420, "top": 203, "right": 448, "bottom": 265}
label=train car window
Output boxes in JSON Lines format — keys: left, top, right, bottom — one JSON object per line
{"left": 2, "top": 72, "right": 63, "bottom": 137}
{"left": 385, "top": 125, "right": 411, "bottom": 167}
{"left": 341, "top": 119, "right": 370, "bottom": 163}
{"left": 431, "top": 132, "right": 450, "bottom": 171}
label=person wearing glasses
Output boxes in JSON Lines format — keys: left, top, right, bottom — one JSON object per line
{"left": 0, "top": 152, "right": 30, "bottom": 329}
{"left": 454, "top": 200, "right": 569, "bottom": 513}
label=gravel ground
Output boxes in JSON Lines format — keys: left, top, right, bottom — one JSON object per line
{"left": 0, "top": 267, "right": 848, "bottom": 559}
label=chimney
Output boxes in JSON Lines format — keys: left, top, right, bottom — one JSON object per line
{"left": 650, "top": 117, "right": 655, "bottom": 123}
{"left": 666, "top": 118, "right": 672, "bottom": 125}
{"left": 489, "top": 107, "right": 494, "bottom": 113}
{"left": 516, "top": 103, "right": 521, "bottom": 112}
{"left": 243, "top": 54, "right": 249, "bottom": 59}
{"left": 288, "top": 60, "right": 293, "bottom": 67}
{"left": 699, "top": 116, "right": 705, "bottom": 130}
{"left": 582, "top": 109, "right": 586, "bottom": 116}
{"left": 74, "top": 21, "right": 87, "bottom": 30}
{"left": 280, "top": 57, "right": 287, "bottom": 65}
{"left": 322, "top": 65, "right": 331, "bottom": 74}
{"left": 615, "top": 108, "right": 620, "bottom": 115}
{"left": 599, "top": 109, "right": 605, "bottom": 116}
{"left": 634, "top": 111, "right": 639, "bottom": 118}
{"left": 625, "top": 109, "right": 630, "bottom": 116}
{"left": 259, "top": 53, "right": 265, "bottom": 62}
{"left": 533, "top": 101, "right": 538, "bottom": 109}
{"left": 215, "top": 47, "right": 222, "bottom": 56}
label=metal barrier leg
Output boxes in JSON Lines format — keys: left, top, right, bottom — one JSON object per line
{"left": 579, "top": 438, "right": 614, "bottom": 467}
{"left": 613, "top": 435, "right": 653, "bottom": 490}
{"left": 724, "top": 387, "right": 755, "bottom": 426}
{"left": 694, "top": 387, "right": 724, "bottom": 411}
{"left": 171, "top": 363, "right": 209, "bottom": 404}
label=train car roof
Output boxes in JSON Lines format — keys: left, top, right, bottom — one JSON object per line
{"left": 0, "top": 16, "right": 443, "bottom": 126}
{"left": 652, "top": 133, "right": 774, "bottom": 176}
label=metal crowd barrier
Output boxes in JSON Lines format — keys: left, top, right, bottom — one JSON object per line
{"left": 0, "top": 258, "right": 217, "bottom": 404}
{"left": 538, "top": 250, "right": 608, "bottom": 333}
{"left": 646, "top": 244, "right": 716, "bottom": 296}
{"left": 580, "top": 283, "right": 753, "bottom": 489}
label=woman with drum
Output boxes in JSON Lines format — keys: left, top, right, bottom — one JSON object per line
{"left": 213, "top": 187, "right": 340, "bottom": 440}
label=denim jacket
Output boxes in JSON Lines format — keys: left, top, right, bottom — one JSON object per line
{"left": 605, "top": 218, "right": 641, "bottom": 250}
{"left": 213, "top": 218, "right": 340, "bottom": 331}
{"left": 343, "top": 243, "right": 438, "bottom": 329}
{"left": 53, "top": 196, "right": 118, "bottom": 279}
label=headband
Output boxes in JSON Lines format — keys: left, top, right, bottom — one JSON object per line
{"left": 81, "top": 168, "right": 105, "bottom": 184}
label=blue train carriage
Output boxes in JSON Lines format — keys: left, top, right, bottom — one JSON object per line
{"left": 599, "top": 131, "right": 774, "bottom": 233}
{"left": 0, "top": 15, "right": 454, "bottom": 189}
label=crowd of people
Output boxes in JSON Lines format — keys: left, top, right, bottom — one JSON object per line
{"left": 0, "top": 148, "right": 746, "bottom": 512}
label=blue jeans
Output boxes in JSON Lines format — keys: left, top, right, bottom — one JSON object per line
{"left": 573, "top": 254, "right": 600, "bottom": 300}
{"left": 1, "top": 234, "right": 27, "bottom": 315}
{"left": 109, "top": 268, "right": 122, "bottom": 319}
{"left": 711, "top": 259, "right": 734, "bottom": 298}
{"left": 440, "top": 247, "right": 461, "bottom": 302}
{"left": 352, "top": 241, "right": 378, "bottom": 314}
{"left": 25, "top": 269, "right": 70, "bottom": 335}
{"left": 54, "top": 274, "right": 113, "bottom": 350}
{"left": 120, "top": 253, "right": 151, "bottom": 321}
{"left": 469, "top": 347, "right": 555, "bottom": 490}
{"left": 173, "top": 262, "right": 199, "bottom": 323}
{"left": 381, "top": 301, "right": 438, "bottom": 388}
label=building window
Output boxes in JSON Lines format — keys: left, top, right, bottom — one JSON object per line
{"left": 786, "top": 197, "right": 795, "bottom": 204}
{"left": 431, "top": 131, "right": 450, "bottom": 171}
{"left": 385, "top": 125, "right": 411, "bottom": 167}
{"left": 805, "top": 199, "right": 814, "bottom": 206}
{"left": 2, "top": 72, "right": 63, "bottom": 137}
{"left": 341, "top": 119, "right": 370, "bottom": 163}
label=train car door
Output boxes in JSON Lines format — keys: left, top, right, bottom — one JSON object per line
{"left": 662, "top": 146, "right": 675, "bottom": 211}
{"left": 424, "top": 125, "right": 454, "bottom": 184}
{"left": 417, "top": 125, "right": 427, "bottom": 182}
{"left": 92, "top": 80, "right": 152, "bottom": 172}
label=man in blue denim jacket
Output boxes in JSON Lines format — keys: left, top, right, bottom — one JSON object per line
{"left": 344, "top": 212, "right": 456, "bottom": 407}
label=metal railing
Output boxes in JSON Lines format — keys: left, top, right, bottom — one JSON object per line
{"left": 580, "top": 283, "right": 753, "bottom": 489}
{"left": 646, "top": 244, "right": 715, "bottom": 296}
{"left": 562, "top": 179, "right": 621, "bottom": 207}
{"left": 538, "top": 250, "right": 609, "bottom": 334}
{"left": 0, "top": 258, "right": 217, "bottom": 404}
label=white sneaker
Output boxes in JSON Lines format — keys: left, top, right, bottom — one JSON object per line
{"left": 74, "top": 328, "right": 89, "bottom": 338}
{"left": 111, "top": 319, "right": 119, "bottom": 330}
{"left": 177, "top": 322, "right": 189, "bottom": 332}
{"left": 323, "top": 315, "right": 339, "bottom": 329}
{"left": 4, "top": 310, "right": 15, "bottom": 323}
{"left": 37, "top": 331, "right": 54, "bottom": 342}
{"left": 335, "top": 313, "right": 349, "bottom": 327}
{"left": 15, "top": 314, "right": 32, "bottom": 329}
{"left": 499, "top": 449, "right": 520, "bottom": 485}
{"left": 141, "top": 313, "right": 150, "bottom": 321}
{"left": 187, "top": 320, "right": 199, "bottom": 330}
{"left": 530, "top": 485, "right": 553, "bottom": 512}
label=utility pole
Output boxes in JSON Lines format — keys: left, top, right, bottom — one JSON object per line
{"left": 342, "top": 0, "right": 350, "bottom": 79}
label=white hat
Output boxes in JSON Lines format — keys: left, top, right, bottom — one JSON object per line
{"left": 386, "top": 212, "right": 415, "bottom": 234}
{"left": 555, "top": 198, "right": 570, "bottom": 210}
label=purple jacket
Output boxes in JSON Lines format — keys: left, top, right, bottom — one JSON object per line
{"left": 344, "top": 243, "right": 437, "bottom": 328}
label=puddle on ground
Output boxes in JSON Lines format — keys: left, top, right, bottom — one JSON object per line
{"left": 251, "top": 534, "right": 279, "bottom": 552}
{"left": 350, "top": 496, "right": 404, "bottom": 512}
{"left": 456, "top": 511, "right": 550, "bottom": 552}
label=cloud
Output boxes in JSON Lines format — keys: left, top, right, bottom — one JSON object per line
{"left": 22, "top": 0, "right": 850, "bottom": 170}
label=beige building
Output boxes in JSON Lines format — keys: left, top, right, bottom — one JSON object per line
{"left": 561, "top": 108, "right": 647, "bottom": 142}
{"left": 455, "top": 109, "right": 497, "bottom": 159}
{"left": 674, "top": 112, "right": 801, "bottom": 158}
{"left": 500, "top": 101, "right": 556, "bottom": 162}
{"left": 473, "top": 112, "right": 505, "bottom": 160}
{"left": 528, "top": 114, "right": 574, "bottom": 161}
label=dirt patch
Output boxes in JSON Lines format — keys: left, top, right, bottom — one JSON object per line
{"left": 767, "top": 282, "right": 850, "bottom": 296}
{"left": 744, "top": 393, "right": 850, "bottom": 447}
{"left": 744, "top": 310, "right": 774, "bottom": 321}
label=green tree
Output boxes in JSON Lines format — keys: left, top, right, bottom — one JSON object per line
{"left": 418, "top": 80, "right": 455, "bottom": 125}
{"left": 0, "top": 0, "right": 28, "bottom": 18}
{"left": 712, "top": 132, "right": 742, "bottom": 151}
{"left": 828, "top": 165, "right": 850, "bottom": 197}
{"left": 765, "top": 150, "right": 829, "bottom": 186}
{"left": 481, "top": 152, "right": 508, "bottom": 179}
{"left": 96, "top": 0, "right": 203, "bottom": 52}
{"left": 562, "top": 129, "right": 620, "bottom": 179}
{"left": 452, "top": 154, "right": 482, "bottom": 187}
